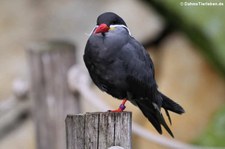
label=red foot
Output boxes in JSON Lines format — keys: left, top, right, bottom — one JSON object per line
{"left": 108, "top": 99, "right": 127, "bottom": 112}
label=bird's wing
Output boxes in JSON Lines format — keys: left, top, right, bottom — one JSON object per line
{"left": 119, "top": 38, "right": 176, "bottom": 136}
{"left": 119, "top": 37, "right": 157, "bottom": 98}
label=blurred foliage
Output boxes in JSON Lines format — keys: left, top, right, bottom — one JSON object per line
{"left": 163, "top": 0, "right": 225, "bottom": 67}
{"left": 143, "top": 0, "right": 225, "bottom": 77}
{"left": 193, "top": 105, "right": 225, "bottom": 147}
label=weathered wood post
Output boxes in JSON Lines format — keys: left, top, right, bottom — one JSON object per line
{"left": 27, "top": 41, "right": 80, "bottom": 149}
{"left": 66, "top": 112, "right": 132, "bottom": 149}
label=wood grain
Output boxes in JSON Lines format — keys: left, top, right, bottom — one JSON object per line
{"left": 66, "top": 112, "right": 132, "bottom": 149}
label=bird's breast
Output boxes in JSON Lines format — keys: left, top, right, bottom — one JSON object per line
{"left": 84, "top": 27, "right": 131, "bottom": 92}
{"left": 89, "top": 27, "right": 129, "bottom": 51}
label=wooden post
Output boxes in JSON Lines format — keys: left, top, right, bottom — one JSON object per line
{"left": 66, "top": 112, "right": 132, "bottom": 149}
{"left": 27, "top": 41, "right": 80, "bottom": 149}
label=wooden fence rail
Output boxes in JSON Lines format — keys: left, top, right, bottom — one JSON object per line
{"left": 66, "top": 112, "right": 132, "bottom": 149}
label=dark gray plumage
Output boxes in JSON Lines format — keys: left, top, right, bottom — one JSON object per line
{"left": 84, "top": 12, "right": 185, "bottom": 137}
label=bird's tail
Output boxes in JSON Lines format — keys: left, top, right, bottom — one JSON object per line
{"left": 161, "top": 92, "right": 185, "bottom": 115}
{"left": 135, "top": 92, "right": 185, "bottom": 137}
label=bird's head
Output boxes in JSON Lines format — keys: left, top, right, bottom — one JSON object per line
{"left": 94, "top": 12, "right": 127, "bottom": 34}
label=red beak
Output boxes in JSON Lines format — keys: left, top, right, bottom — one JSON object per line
{"left": 95, "top": 24, "right": 110, "bottom": 34}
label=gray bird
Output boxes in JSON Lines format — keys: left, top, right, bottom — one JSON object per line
{"left": 83, "top": 12, "right": 185, "bottom": 137}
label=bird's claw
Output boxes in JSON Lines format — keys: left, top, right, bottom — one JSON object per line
{"left": 108, "top": 104, "right": 126, "bottom": 112}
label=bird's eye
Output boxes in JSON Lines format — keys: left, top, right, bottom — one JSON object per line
{"left": 111, "top": 20, "right": 117, "bottom": 24}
